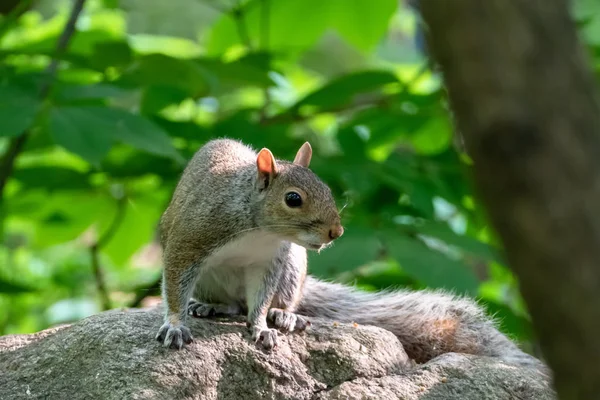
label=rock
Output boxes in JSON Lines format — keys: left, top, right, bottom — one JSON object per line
{"left": 0, "top": 307, "right": 555, "bottom": 400}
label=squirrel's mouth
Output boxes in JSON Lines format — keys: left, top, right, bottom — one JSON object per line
{"left": 294, "top": 234, "right": 328, "bottom": 251}
{"left": 304, "top": 243, "right": 323, "bottom": 251}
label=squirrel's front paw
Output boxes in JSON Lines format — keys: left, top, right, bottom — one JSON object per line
{"left": 251, "top": 326, "right": 278, "bottom": 350}
{"left": 268, "top": 308, "right": 311, "bottom": 332}
{"left": 155, "top": 321, "right": 193, "bottom": 350}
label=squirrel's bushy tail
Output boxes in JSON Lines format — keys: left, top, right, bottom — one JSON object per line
{"left": 298, "top": 276, "right": 544, "bottom": 368}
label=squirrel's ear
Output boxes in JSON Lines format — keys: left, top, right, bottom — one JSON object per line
{"left": 256, "top": 148, "right": 278, "bottom": 189}
{"left": 293, "top": 142, "right": 312, "bottom": 168}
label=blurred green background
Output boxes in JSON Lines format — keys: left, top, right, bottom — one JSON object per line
{"left": 1, "top": 0, "right": 600, "bottom": 355}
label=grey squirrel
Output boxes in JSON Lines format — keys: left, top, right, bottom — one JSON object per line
{"left": 155, "top": 138, "right": 543, "bottom": 368}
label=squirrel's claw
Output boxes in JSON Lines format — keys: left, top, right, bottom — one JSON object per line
{"left": 251, "top": 326, "right": 278, "bottom": 350}
{"left": 156, "top": 322, "right": 193, "bottom": 350}
{"left": 188, "top": 301, "right": 217, "bottom": 318}
{"left": 188, "top": 300, "right": 242, "bottom": 318}
{"left": 268, "top": 309, "right": 311, "bottom": 333}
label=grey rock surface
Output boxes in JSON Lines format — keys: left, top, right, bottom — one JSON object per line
{"left": 0, "top": 307, "right": 555, "bottom": 399}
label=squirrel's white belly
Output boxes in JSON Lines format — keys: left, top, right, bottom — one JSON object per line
{"left": 202, "top": 230, "right": 283, "bottom": 270}
{"left": 195, "top": 230, "right": 283, "bottom": 302}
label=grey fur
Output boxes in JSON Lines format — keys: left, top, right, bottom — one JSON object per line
{"left": 156, "top": 138, "right": 545, "bottom": 372}
{"left": 298, "top": 276, "right": 544, "bottom": 367}
{"left": 268, "top": 308, "right": 310, "bottom": 331}
{"left": 178, "top": 263, "right": 202, "bottom": 320}
{"left": 187, "top": 300, "right": 242, "bottom": 317}
{"left": 157, "top": 138, "right": 341, "bottom": 350}
{"left": 245, "top": 254, "right": 285, "bottom": 349}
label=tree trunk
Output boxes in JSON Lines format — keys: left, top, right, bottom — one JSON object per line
{"left": 419, "top": 1, "right": 600, "bottom": 399}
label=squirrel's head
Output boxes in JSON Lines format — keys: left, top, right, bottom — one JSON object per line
{"left": 254, "top": 142, "right": 343, "bottom": 251}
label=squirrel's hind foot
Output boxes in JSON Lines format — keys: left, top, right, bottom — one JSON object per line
{"left": 155, "top": 321, "right": 193, "bottom": 350}
{"left": 268, "top": 308, "right": 311, "bottom": 332}
{"left": 188, "top": 300, "right": 242, "bottom": 318}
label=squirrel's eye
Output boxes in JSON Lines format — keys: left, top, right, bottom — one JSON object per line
{"left": 285, "top": 192, "right": 303, "bottom": 208}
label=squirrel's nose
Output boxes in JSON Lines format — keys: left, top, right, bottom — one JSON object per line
{"left": 328, "top": 225, "right": 344, "bottom": 241}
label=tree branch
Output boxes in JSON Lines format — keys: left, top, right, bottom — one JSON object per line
{"left": 128, "top": 276, "right": 161, "bottom": 308}
{"left": 202, "top": 0, "right": 230, "bottom": 14}
{"left": 233, "top": 0, "right": 252, "bottom": 50}
{"left": 260, "top": 93, "right": 394, "bottom": 125}
{"left": 0, "top": 0, "right": 86, "bottom": 200}
{"left": 89, "top": 195, "right": 127, "bottom": 311}
{"left": 97, "top": 194, "right": 127, "bottom": 249}
{"left": 259, "top": 0, "right": 269, "bottom": 51}
{"left": 258, "top": 0, "right": 271, "bottom": 120}
{"left": 420, "top": 1, "right": 600, "bottom": 398}
{"left": 0, "top": 136, "right": 29, "bottom": 200}
{"left": 89, "top": 243, "right": 111, "bottom": 311}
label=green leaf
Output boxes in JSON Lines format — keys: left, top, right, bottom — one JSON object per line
{"left": 352, "top": 261, "right": 420, "bottom": 291}
{"left": 119, "top": 54, "right": 212, "bottom": 97}
{"left": 331, "top": 0, "right": 397, "bottom": 51}
{"left": 207, "top": 0, "right": 334, "bottom": 55}
{"left": 90, "top": 40, "right": 132, "bottom": 70}
{"left": 291, "top": 70, "right": 398, "bottom": 112}
{"left": 102, "top": 151, "right": 181, "bottom": 180}
{"left": 151, "top": 117, "right": 211, "bottom": 142}
{"left": 140, "top": 86, "right": 189, "bottom": 115}
{"left": 91, "top": 107, "right": 183, "bottom": 162}
{"left": 0, "top": 277, "right": 34, "bottom": 294}
{"left": 55, "top": 82, "right": 131, "bottom": 101}
{"left": 378, "top": 150, "right": 469, "bottom": 218}
{"left": 32, "top": 193, "right": 115, "bottom": 247}
{"left": 337, "top": 125, "right": 368, "bottom": 159}
{"left": 387, "top": 234, "right": 480, "bottom": 295}
{"left": 48, "top": 106, "right": 182, "bottom": 163}
{"left": 102, "top": 194, "right": 165, "bottom": 266}
{"left": 212, "top": 109, "right": 298, "bottom": 156}
{"left": 101, "top": 0, "right": 119, "bottom": 8}
{"left": 399, "top": 220, "right": 503, "bottom": 264}
{"left": 12, "top": 167, "right": 91, "bottom": 191}
{"left": 410, "top": 117, "right": 453, "bottom": 155}
{"left": 233, "top": 51, "right": 271, "bottom": 71}
{"left": 7, "top": 29, "right": 118, "bottom": 58}
{"left": 131, "top": 57, "right": 272, "bottom": 113}
{"left": 48, "top": 107, "right": 115, "bottom": 165}
{"left": 308, "top": 226, "right": 381, "bottom": 278}
{"left": 196, "top": 55, "right": 273, "bottom": 89}
{"left": 0, "top": 83, "right": 41, "bottom": 137}
{"left": 378, "top": 161, "right": 437, "bottom": 218}
{"left": 344, "top": 108, "right": 431, "bottom": 149}
{"left": 6, "top": 191, "right": 114, "bottom": 248}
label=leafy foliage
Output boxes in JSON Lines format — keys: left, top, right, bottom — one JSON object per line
{"left": 0, "top": 0, "right": 598, "bottom": 355}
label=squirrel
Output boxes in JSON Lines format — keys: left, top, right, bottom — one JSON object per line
{"left": 155, "top": 138, "right": 543, "bottom": 368}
